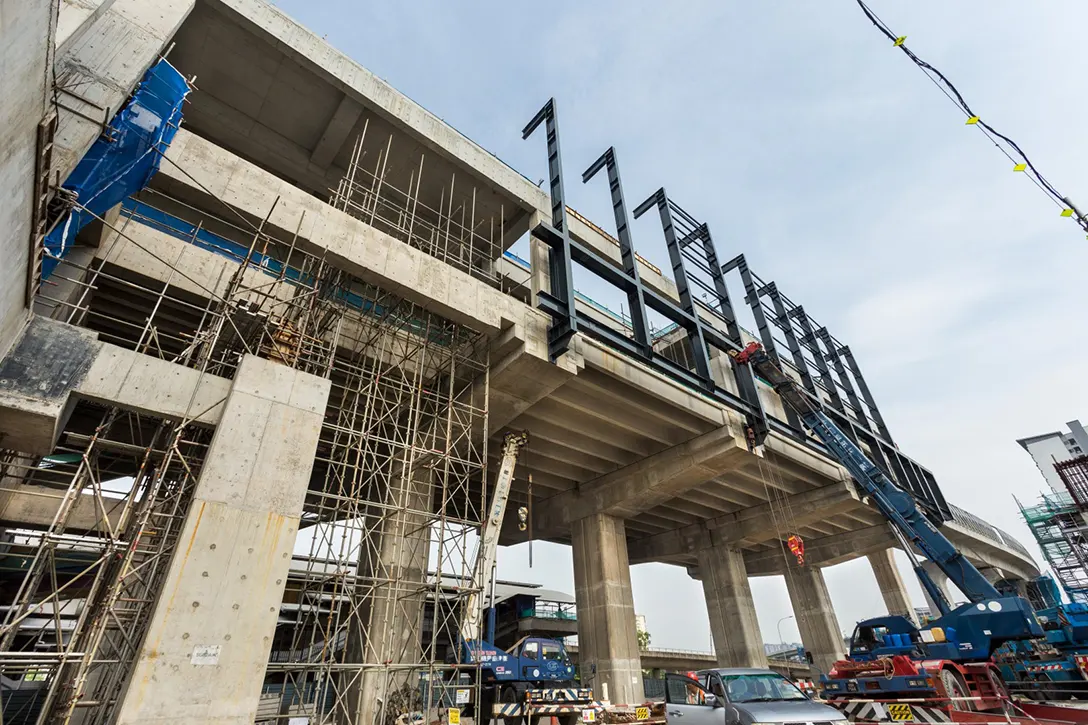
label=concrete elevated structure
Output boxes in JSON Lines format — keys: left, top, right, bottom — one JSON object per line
{"left": 0, "top": 1, "right": 1038, "bottom": 722}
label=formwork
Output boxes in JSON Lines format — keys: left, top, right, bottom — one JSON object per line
{"left": 0, "top": 118, "right": 502, "bottom": 723}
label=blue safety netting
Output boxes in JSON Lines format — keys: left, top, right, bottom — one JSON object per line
{"left": 42, "top": 58, "right": 189, "bottom": 279}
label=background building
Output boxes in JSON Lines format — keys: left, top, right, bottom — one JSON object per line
{"left": 1018, "top": 420, "right": 1088, "bottom": 494}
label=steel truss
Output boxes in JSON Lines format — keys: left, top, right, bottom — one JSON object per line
{"left": 522, "top": 98, "right": 948, "bottom": 520}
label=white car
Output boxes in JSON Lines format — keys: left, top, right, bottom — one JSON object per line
{"left": 661, "top": 669, "right": 848, "bottom": 725}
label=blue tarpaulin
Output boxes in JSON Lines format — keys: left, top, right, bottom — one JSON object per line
{"left": 43, "top": 58, "right": 189, "bottom": 279}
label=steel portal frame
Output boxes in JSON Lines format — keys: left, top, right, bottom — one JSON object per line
{"left": 521, "top": 99, "right": 950, "bottom": 521}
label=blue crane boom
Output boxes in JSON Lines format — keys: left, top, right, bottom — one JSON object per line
{"left": 732, "top": 341, "right": 1041, "bottom": 664}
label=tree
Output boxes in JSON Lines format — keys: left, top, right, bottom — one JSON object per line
{"left": 637, "top": 628, "right": 651, "bottom": 651}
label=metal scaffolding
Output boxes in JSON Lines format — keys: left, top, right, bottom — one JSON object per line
{"left": 1, "top": 136, "right": 492, "bottom": 723}
{"left": 331, "top": 124, "right": 507, "bottom": 285}
{"left": 1020, "top": 492, "right": 1088, "bottom": 604}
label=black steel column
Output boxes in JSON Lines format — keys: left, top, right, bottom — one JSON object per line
{"left": 817, "top": 327, "right": 866, "bottom": 427}
{"left": 766, "top": 283, "right": 818, "bottom": 397}
{"left": 523, "top": 98, "right": 578, "bottom": 359}
{"left": 791, "top": 306, "right": 845, "bottom": 413}
{"left": 840, "top": 344, "right": 893, "bottom": 441}
{"left": 633, "top": 188, "right": 714, "bottom": 386}
{"left": 722, "top": 254, "right": 776, "bottom": 356}
{"left": 582, "top": 147, "right": 651, "bottom": 356}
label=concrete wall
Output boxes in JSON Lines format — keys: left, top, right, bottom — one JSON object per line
{"left": 0, "top": 0, "right": 56, "bottom": 359}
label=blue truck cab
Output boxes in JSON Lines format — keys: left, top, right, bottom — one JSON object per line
{"left": 461, "top": 636, "right": 575, "bottom": 685}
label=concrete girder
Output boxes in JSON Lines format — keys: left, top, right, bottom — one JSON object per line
{"left": 627, "top": 481, "right": 862, "bottom": 565}
{"left": 52, "top": 0, "right": 194, "bottom": 182}
{"left": 577, "top": 337, "right": 729, "bottom": 427}
{"left": 502, "top": 433, "right": 619, "bottom": 477}
{"left": 744, "top": 524, "right": 896, "bottom": 577}
{"left": 570, "top": 367, "right": 711, "bottom": 436}
{"left": 512, "top": 414, "right": 639, "bottom": 467}
{"left": 309, "top": 93, "right": 363, "bottom": 168}
{"left": 154, "top": 130, "right": 541, "bottom": 338}
{"left": 0, "top": 485, "right": 124, "bottom": 534}
{"left": 516, "top": 402, "right": 663, "bottom": 458}
{"left": 0, "top": 317, "right": 230, "bottom": 455}
{"left": 531, "top": 423, "right": 750, "bottom": 534}
{"left": 547, "top": 384, "right": 694, "bottom": 447}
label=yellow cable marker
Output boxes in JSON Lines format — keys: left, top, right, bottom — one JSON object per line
{"left": 965, "top": 116, "right": 980, "bottom": 125}
{"left": 894, "top": 36, "right": 907, "bottom": 47}
{"left": 1061, "top": 208, "right": 1074, "bottom": 217}
{"left": 1013, "top": 163, "right": 1027, "bottom": 172}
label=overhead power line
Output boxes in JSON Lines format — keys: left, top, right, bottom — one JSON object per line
{"left": 854, "top": 0, "right": 1087, "bottom": 236}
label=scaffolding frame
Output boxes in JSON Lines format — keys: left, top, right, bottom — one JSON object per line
{"left": 330, "top": 123, "right": 507, "bottom": 286}
{"left": 1, "top": 133, "right": 493, "bottom": 723}
{"left": 1020, "top": 491, "right": 1088, "bottom": 603}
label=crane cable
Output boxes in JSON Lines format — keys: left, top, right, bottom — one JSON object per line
{"left": 854, "top": 0, "right": 1088, "bottom": 236}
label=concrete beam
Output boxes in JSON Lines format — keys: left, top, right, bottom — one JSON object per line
{"left": 206, "top": 0, "right": 548, "bottom": 232}
{"left": 532, "top": 423, "right": 748, "bottom": 533}
{"left": 745, "top": 525, "right": 895, "bottom": 577}
{"left": 52, "top": 0, "right": 194, "bottom": 182}
{"left": 309, "top": 93, "right": 362, "bottom": 168}
{"left": 628, "top": 482, "right": 860, "bottom": 564}
{"left": 115, "top": 354, "right": 329, "bottom": 724}
{"left": 56, "top": 0, "right": 118, "bottom": 56}
{"left": 0, "top": 484, "right": 124, "bottom": 533}
{"left": 0, "top": 316, "right": 230, "bottom": 455}
{"left": 154, "top": 129, "right": 541, "bottom": 338}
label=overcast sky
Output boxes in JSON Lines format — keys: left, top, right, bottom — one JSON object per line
{"left": 272, "top": 0, "right": 1088, "bottom": 650}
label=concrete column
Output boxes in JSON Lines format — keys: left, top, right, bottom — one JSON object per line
{"left": 783, "top": 567, "right": 844, "bottom": 676}
{"left": 919, "top": 560, "right": 954, "bottom": 617}
{"left": 114, "top": 355, "right": 330, "bottom": 725}
{"left": 572, "top": 513, "right": 644, "bottom": 705}
{"left": 698, "top": 544, "right": 767, "bottom": 668}
{"left": 0, "top": 0, "right": 56, "bottom": 359}
{"left": 868, "top": 549, "right": 916, "bottom": 624}
{"left": 353, "top": 471, "right": 433, "bottom": 725}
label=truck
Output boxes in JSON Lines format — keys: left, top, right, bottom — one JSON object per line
{"left": 730, "top": 342, "right": 1071, "bottom": 720}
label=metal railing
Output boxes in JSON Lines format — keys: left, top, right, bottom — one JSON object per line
{"left": 948, "top": 503, "right": 1033, "bottom": 560}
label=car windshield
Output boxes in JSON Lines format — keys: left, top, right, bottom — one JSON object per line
{"left": 722, "top": 674, "right": 807, "bottom": 703}
{"left": 542, "top": 644, "right": 565, "bottom": 662}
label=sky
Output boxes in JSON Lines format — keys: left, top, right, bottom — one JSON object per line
{"left": 271, "top": 0, "right": 1088, "bottom": 651}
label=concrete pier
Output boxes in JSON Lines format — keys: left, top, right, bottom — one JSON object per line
{"left": 869, "top": 549, "right": 916, "bottom": 623}
{"left": 571, "top": 513, "right": 644, "bottom": 705}
{"left": 698, "top": 543, "right": 767, "bottom": 668}
{"left": 114, "top": 355, "right": 329, "bottom": 725}
{"left": 784, "top": 566, "right": 844, "bottom": 676}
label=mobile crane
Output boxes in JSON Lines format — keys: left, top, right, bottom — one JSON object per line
{"left": 447, "top": 431, "right": 594, "bottom": 725}
{"left": 731, "top": 341, "right": 1045, "bottom": 713}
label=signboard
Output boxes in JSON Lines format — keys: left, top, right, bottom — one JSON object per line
{"left": 190, "top": 644, "right": 221, "bottom": 666}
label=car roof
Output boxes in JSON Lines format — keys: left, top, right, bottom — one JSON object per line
{"left": 697, "top": 668, "right": 784, "bottom": 677}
